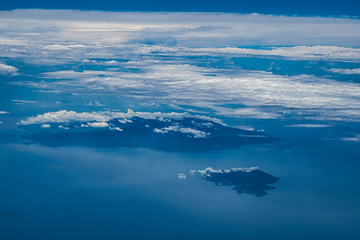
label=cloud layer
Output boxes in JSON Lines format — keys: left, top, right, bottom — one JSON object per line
{"left": 1, "top": 10, "right": 360, "bottom": 48}
{"left": 1, "top": 10, "right": 360, "bottom": 122}
{"left": 1, "top": 10, "right": 360, "bottom": 64}
{"left": 19, "top": 63, "right": 360, "bottom": 121}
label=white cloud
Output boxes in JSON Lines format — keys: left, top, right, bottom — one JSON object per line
{"left": 191, "top": 120, "right": 213, "bottom": 128}
{"left": 178, "top": 173, "right": 187, "bottom": 179}
{"left": 37, "top": 63, "right": 360, "bottom": 121}
{"left": 176, "top": 127, "right": 209, "bottom": 138}
{"left": 2, "top": 9, "right": 360, "bottom": 123}
{"left": 341, "top": 134, "right": 360, "bottom": 142}
{"left": 327, "top": 68, "right": 360, "bottom": 74}
{"left": 1, "top": 10, "right": 360, "bottom": 64}
{"left": 112, "top": 127, "right": 123, "bottom": 131}
{"left": 136, "top": 45, "right": 360, "bottom": 62}
{"left": 12, "top": 100, "right": 37, "bottom": 104}
{"left": 285, "top": 124, "right": 332, "bottom": 128}
{"left": 40, "top": 124, "right": 51, "bottom": 128}
{"left": 19, "top": 110, "right": 114, "bottom": 125}
{"left": 0, "top": 62, "right": 18, "bottom": 76}
{"left": 13, "top": 62, "right": 360, "bottom": 122}
{"left": 43, "top": 44, "right": 86, "bottom": 50}
{"left": 0, "top": 111, "right": 9, "bottom": 114}
{"left": 19, "top": 109, "right": 224, "bottom": 126}
{"left": 153, "top": 125, "right": 209, "bottom": 138}
{"left": 1, "top": 10, "right": 360, "bottom": 47}
{"left": 191, "top": 167, "right": 259, "bottom": 177}
{"left": 84, "top": 100, "right": 104, "bottom": 107}
{"left": 86, "top": 121, "right": 109, "bottom": 127}
{"left": 210, "top": 106, "right": 282, "bottom": 119}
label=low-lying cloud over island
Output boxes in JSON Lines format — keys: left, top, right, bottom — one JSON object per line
{"left": 19, "top": 110, "right": 274, "bottom": 151}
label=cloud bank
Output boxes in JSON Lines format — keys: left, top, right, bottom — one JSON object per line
{"left": 21, "top": 63, "right": 360, "bottom": 122}
{"left": 1, "top": 9, "right": 360, "bottom": 123}
{"left": 1, "top": 10, "right": 360, "bottom": 48}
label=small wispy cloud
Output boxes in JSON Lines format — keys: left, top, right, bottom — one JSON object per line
{"left": 136, "top": 45, "right": 360, "bottom": 62}
{"left": 178, "top": 173, "right": 187, "bottom": 179}
{"left": 12, "top": 100, "right": 37, "bottom": 104}
{"left": 326, "top": 68, "right": 360, "bottom": 74}
{"left": 84, "top": 100, "right": 104, "bottom": 107}
{"left": 285, "top": 124, "right": 333, "bottom": 128}
{"left": 341, "top": 134, "right": 360, "bottom": 142}
{"left": 0, "top": 62, "right": 18, "bottom": 76}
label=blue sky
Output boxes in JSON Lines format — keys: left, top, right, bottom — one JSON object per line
{"left": 1, "top": 0, "right": 360, "bottom": 16}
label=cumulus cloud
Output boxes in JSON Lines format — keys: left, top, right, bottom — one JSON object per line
{"left": 191, "top": 167, "right": 259, "bottom": 177}
{"left": 19, "top": 109, "right": 223, "bottom": 126}
{"left": 19, "top": 112, "right": 273, "bottom": 151}
{"left": 86, "top": 122, "right": 109, "bottom": 127}
{"left": 20, "top": 110, "right": 115, "bottom": 125}
{"left": 43, "top": 44, "right": 86, "bottom": 50}
{"left": 153, "top": 125, "right": 209, "bottom": 138}
{"left": 112, "top": 127, "right": 123, "bottom": 131}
